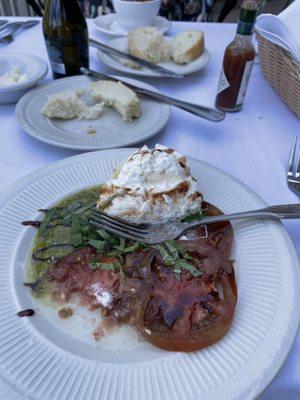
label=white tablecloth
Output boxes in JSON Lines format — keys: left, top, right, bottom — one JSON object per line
{"left": 0, "top": 17, "right": 299, "bottom": 400}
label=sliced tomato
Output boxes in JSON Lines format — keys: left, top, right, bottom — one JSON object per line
{"left": 138, "top": 203, "right": 237, "bottom": 352}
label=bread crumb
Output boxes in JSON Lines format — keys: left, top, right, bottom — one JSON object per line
{"left": 87, "top": 126, "right": 97, "bottom": 135}
{"left": 93, "top": 325, "right": 104, "bottom": 342}
{"left": 58, "top": 307, "right": 74, "bottom": 319}
{"left": 123, "top": 59, "right": 142, "bottom": 70}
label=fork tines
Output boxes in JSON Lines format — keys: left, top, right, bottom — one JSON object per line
{"left": 90, "top": 210, "right": 149, "bottom": 242}
{"left": 287, "top": 136, "right": 300, "bottom": 180}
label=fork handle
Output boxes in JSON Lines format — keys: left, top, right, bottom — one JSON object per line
{"left": 184, "top": 204, "right": 300, "bottom": 231}
{"left": 5, "top": 20, "right": 38, "bottom": 37}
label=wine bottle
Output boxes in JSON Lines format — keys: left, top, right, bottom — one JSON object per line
{"left": 215, "top": 0, "right": 259, "bottom": 112}
{"left": 43, "top": 0, "right": 89, "bottom": 79}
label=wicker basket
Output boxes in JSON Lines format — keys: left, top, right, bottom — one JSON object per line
{"left": 256, "top": 33, "right": 300, "bottom": 118}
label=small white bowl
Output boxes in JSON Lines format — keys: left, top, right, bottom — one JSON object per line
{"left": 0, "top": 52, "right": 48, "bottom": 105}
{"left": 112, "top": 0, "right": 161, "bottom": 31}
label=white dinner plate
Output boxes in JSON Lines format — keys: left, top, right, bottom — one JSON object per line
{"left": 97, "top": 37, "right": 211, "bottom": 78}
{"left": 0, "top": 148, "right": 299, "bottom": 400}
{"left": 93, "top": 14, "right": 171, "bottom": 37}
{"left": 15, "top": 76, "right": 170, "bottom": 151}
{"left": 0, "top": 376, "right": 26, "bottom": 400}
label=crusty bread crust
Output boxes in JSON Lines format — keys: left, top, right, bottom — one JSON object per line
{"left": 183, "top": 36, "right": 204, "bottom": 64}
{"left": 172, "top": 31, "right": 204, "bottom": 64}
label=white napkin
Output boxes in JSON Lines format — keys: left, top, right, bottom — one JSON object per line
{"left": 256, "top": 0, "right": 300, "bottom": 62}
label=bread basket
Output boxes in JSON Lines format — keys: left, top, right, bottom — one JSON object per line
{"left": 256, "top": 33, "right": 300, "bottom": 118}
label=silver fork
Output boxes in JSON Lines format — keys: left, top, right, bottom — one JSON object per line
{"left": 0, "top": 20, "right": 39, "bottom": 46}
{"left": 90, "top": 204, "right": 300, "bottom": 244}
{"left": 287, "top": 136, "right": 300, "bottom": 194}
{"left": 0, "top": 21, "right": 24, "bottom": 35}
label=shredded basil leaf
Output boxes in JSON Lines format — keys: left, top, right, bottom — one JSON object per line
{"left": 96, "top": 229, "right": 117, "bottom": 245}
{"left": 88, "top": 261, "right": 121, "bottom": 271}
{"left": 123, "top": 242, "right": 141, "bottom": 253}
{"left": 181, "top": 208, "right": 203, "bottom": 223}
{"left": 71, "top": 233, "right": 83, "bottom": 248}
{"left": 39, "top": 208, "right": 58, "bottom": 236}
{"left": 88, "top": 239, "right": 109, "bottom": 251}
{"left": 175, "top": 260, "right": 203, "bottom": 277}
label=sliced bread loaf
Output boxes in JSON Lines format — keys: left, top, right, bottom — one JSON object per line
{"left": 171, "top": 30, "right": 204, "bottom": 64}
{"left": 128, "top": 27, "right": 170, "bottom": 63}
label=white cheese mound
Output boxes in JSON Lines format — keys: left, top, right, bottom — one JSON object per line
{"left": 0, "top": 66, "right": 28, "bottom": 86}
{"left": 90, "top": 80, "right": 141, "bottom": 122}
{"left": 97, "top": 144, "right": 202, "bottom": 223}
{"left": 41, "top": 90, "right": 105, "bottom": 120}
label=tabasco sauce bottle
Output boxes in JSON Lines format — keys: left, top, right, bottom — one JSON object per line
{"left": 215, "top": 0, "right": 259, "bottom": 112}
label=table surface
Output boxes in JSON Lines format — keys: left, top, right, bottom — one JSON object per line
{"left": 0, "top": 17, "right": 299, "bottom": 400}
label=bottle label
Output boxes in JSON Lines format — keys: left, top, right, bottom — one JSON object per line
{"left": 216, "top": 66, "right": 230, "bottom": 94}
{"left": 236, "top": 60, "right": 254, "bottom": 106}
{"left": 45, "top": 39, "right": 66, "bottom": 76}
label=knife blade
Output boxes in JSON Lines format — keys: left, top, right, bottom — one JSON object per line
{"left": 89, "top": 38, "right": 184, "bottom": 79}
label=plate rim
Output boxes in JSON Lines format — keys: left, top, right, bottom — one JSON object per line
{"left": 0, "top": 148, "right": 299, "bottom": 400}
{"left": 93, "top": 14, "right": 172, "bottom": 37}
{"left": 97, "top": 36, "right": 211, "bottom": 78}
{"left": 14, "top": 76, "right": 171, "bottom": 151}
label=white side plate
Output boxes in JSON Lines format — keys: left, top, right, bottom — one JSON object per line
{"left": 0, "top": 52, "right": 48, "bottom": 105}
{"left": 97, "top": 37, "right": 211, "bottom": 78}
{"left": 15, "top": 76, "right": 170, "bottom": 151}
{"left": 0, "top": 149, "right": 299, "bottom": 400}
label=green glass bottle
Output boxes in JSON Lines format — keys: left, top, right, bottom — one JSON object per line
{"left": 43, "top": 0, "right": 89, "bottom": 79}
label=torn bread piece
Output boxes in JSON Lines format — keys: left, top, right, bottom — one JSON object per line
{"left": 41, "top": 90, "right": 105, "bottom": 120}
{"left": 90, "top": 80, "right": 141, "bottom": 122}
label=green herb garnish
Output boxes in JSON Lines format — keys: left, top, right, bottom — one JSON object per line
{"left": 32, "top": 186, "right": 205, "bottom": 289}
{"left": 181, "top": 208, "right": 203, "bottom": 223}
{"left": 88, "top": 239, "right": 109, "bottom": 251}
{"left": 88, "top": 261, "right": 122, "bottom": 270}
{"left": 38, "top": 208, "right": 58, "bottom": 236}
{"left": 173, "top": 259, "right": 203, "bottom": 277}
{"left": 96, "top": 229, "right": 118, "bottom": 245}
{"left": 152, "top": 241, "right": 202, "bottom": 278}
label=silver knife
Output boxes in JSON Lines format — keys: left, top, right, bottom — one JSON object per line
{"left": 89, "top": 38, "right": 184, "bottom": 79}
{"left": 80, "top": 67, "right": 225, "bottom": 122}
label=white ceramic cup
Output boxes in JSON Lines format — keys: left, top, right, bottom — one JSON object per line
{"left": 112, "top": 0, "right": 161, "bottom": 30}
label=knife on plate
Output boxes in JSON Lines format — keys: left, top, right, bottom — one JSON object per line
{"left": 89, "top": 38, "right": 184, "bottom": 79}
{"left": 80, "top": 67, "right": 226, "bottom": 122}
